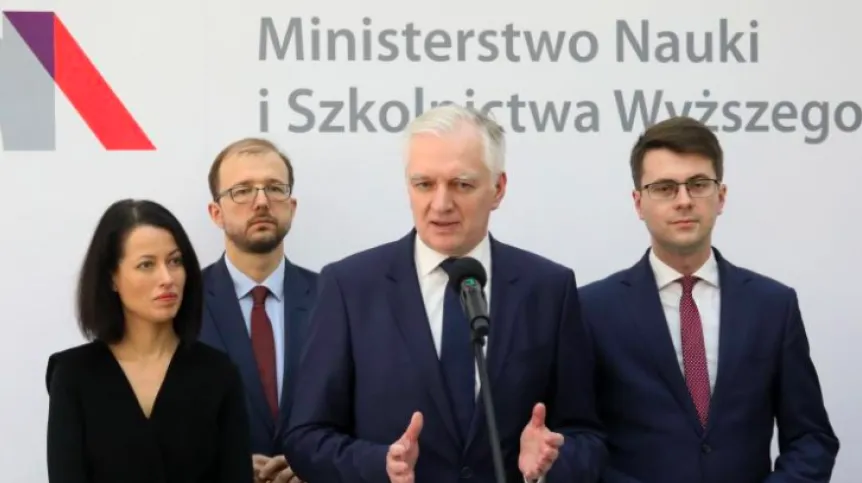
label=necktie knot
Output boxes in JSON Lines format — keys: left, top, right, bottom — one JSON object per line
{"left": 679, "top": 275, "right": 698, "bottom": 294}
{"left": 251, "top": 286, "right": 270, "bottom": 306}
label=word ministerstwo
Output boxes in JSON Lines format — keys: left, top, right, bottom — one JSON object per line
{"left": 258, "top": 17, "right": 760, "bottom": 63}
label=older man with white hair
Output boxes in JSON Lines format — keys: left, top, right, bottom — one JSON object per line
{"left": 283, "top": 104, "right": 607, "bottom": 483}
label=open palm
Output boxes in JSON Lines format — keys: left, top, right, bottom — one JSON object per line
{"left": 519, "top": 403, "right": 564, "bottom": 480}
{"left": 387, "top": 411, "right": 424, "bottom": 483}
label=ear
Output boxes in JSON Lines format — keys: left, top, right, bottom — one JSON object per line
{"left": 207, "top": 201, "right": 225, "bottom": 229}
{"left": 717, "top": 183, "right": 727, "bottom": 215}
{"left": 632, "top": 189, "right": 645, "bottom": 220}
{"left": 491, "top": 172, "right": 507, "bottom": 210}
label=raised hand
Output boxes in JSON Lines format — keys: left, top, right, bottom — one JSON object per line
{"left": 519, "top": 403, "right": 564, "bottom": 481}
{"left": 386, "top": 411, "right": 424, "bottom": 483}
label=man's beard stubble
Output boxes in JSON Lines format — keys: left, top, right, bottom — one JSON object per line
{"left": 227, "top": 218, "right": 290, "bottom": 255}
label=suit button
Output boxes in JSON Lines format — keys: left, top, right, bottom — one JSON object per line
{"left": 702, "top": 444, "right": 712, "bottom": 454}
{"left": 460, "top": 466, "right": 473, "bottom": 479}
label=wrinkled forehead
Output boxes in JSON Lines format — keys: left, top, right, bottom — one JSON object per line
{"left": 406, "top": 131, "right": 488, "bottom": 179}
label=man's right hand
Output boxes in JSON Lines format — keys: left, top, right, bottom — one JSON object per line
{"left": 253, "top": 454, "right": 270, "bottom": 483}
{"left": 386, "top": 412, "right": 424, "bottom": 483}
{"left": 253, "top": 454, "right": 301, "bottom": 483}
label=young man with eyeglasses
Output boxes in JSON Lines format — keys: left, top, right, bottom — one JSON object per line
{"left": 200, "top": 138, "right": 317, "bottom": 483}
{"left": 578, "top": 117, "right": 839, "bottom": 483}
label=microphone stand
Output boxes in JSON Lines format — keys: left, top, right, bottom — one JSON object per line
{"left": 471, "top": 318, "right": 507, "bottom": 483}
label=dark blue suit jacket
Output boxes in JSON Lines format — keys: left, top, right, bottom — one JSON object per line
{"left": 579, "top": 248, "right": 838, "bottom": 483}
{"left": 200, "top": 255, "right": 318, "bottom": 456}
{"left": 283, "top": 231, "right": 607, "bottom": 483}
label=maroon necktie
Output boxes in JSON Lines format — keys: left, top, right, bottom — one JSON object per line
{"left": 250, "top": 286, "right": 279, "bottom": 418}
{"left": 679, "top": 275, "right": 710, "bottom": 427}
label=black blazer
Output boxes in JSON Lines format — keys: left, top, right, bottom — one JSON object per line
{"left": 45, "top": 340, "right": 253, "bottom": 483}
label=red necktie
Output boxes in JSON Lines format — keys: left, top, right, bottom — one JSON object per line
{"left": 679, "top": 275, "right": 710, "bottom": 427}
{"left": 250, "top": 286, "right": 279, "bottom": 418}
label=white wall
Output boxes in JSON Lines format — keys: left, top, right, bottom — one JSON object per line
{"left": 0, "top": 0, "right": 858, "bottom": 481}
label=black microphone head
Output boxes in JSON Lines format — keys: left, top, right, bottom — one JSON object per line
{"left": 446, "top": 256, "right": 487, "bottom": 289}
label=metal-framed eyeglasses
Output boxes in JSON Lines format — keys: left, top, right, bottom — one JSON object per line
{"left": 642, "top": 178, "right": 720, "bottom": 200}
{"left": 217, "top": 183, "right": 292, "bottom": 204}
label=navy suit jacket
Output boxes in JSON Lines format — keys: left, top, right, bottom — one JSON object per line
{"left": 579, "top": 248, "right": 838, "bottom": 483}
{"left": 200, "top": 255, "right": 318, "bottom": 456}
{"left": 283, "top": 231, "right": 607, "bottom": 483}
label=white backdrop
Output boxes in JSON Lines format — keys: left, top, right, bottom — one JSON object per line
{"left": 1, "top": 0, "right": 859, "bottom": 481}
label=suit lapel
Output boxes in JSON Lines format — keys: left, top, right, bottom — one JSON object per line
{"left": 706, "top": 250, "right": 753, "bottom": 432}
{"left": 386, "top": 232, "right": 461, "bottom": 452}
{"left": 624, "top": 251, "right": 703, "bottom": 435}
{"left": 205, "top": 257, "right": 274, "bottom": 432}
{"left": 278, "top": 260, "right": 312, "bottom": 427}
{"left": 464, "top": 237, "right": 521, "bottom": 451}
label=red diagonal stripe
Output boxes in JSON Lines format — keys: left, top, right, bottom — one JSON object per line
{"left": 53, "top": 16, "right": 154, "bottom": 150}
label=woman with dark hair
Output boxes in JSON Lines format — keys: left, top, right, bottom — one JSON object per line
{"left": 45, "top": 199, "right": 253, "bottom": 483}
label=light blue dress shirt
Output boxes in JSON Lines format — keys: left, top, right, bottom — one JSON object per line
{"left": 224, "top": 255, "right": 286, "bottom": 405}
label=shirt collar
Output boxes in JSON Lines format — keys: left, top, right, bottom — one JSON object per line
{"left": 648, "top": 248, "right": 719, "bottom": 290}
{"left": 414, "top": 233, "right": 492, "bottom": 279}
{"left": 223, "top": 254, "right": 286, "bottom": 301}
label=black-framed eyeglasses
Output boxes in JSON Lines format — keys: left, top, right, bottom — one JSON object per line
{"left": 217, "top": 183, "right": 292, "bottom": 204}
{"left": 642, "top": 178, "right": 719, "bottom": 200}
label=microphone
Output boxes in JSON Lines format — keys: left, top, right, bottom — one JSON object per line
{"left": 444, "top": 257, "right": 490, "bottom": 340}
{"left": 446, "top": 257, "right": 506, "bottom": 483}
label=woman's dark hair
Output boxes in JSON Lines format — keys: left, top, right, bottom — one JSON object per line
{"left": 76, "top": 199, "right": 203, "bottom": 343}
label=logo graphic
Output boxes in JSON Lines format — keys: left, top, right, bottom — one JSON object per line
{"left": 0, "top": 11, "right": 154, "bottom": 151}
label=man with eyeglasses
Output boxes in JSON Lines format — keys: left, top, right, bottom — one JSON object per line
{"left": 200, "top": 138, "right": 317, "bottom": 483}
{"left": 578, "top": 117, "right": 839, "bottom": 483}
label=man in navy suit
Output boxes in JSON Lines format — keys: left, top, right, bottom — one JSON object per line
{"left": 579, "top": 117, "right": 839, "bottom": 483}
{"left": 200, "top": 138, "right": 318, "bottom": 483}
{"left": 283, "top": 104, "right": 606, "bottom": 483}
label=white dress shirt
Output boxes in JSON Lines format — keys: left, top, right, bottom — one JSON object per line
{"left": 649, "top": 249, "right": 721, "bottom": 391}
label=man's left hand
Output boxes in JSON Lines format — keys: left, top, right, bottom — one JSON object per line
{"left": 518, "top": 403, "right": 564, "bottom": 481}
{"left": 258, "top": 455, "right": 303, "bottom": 483}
